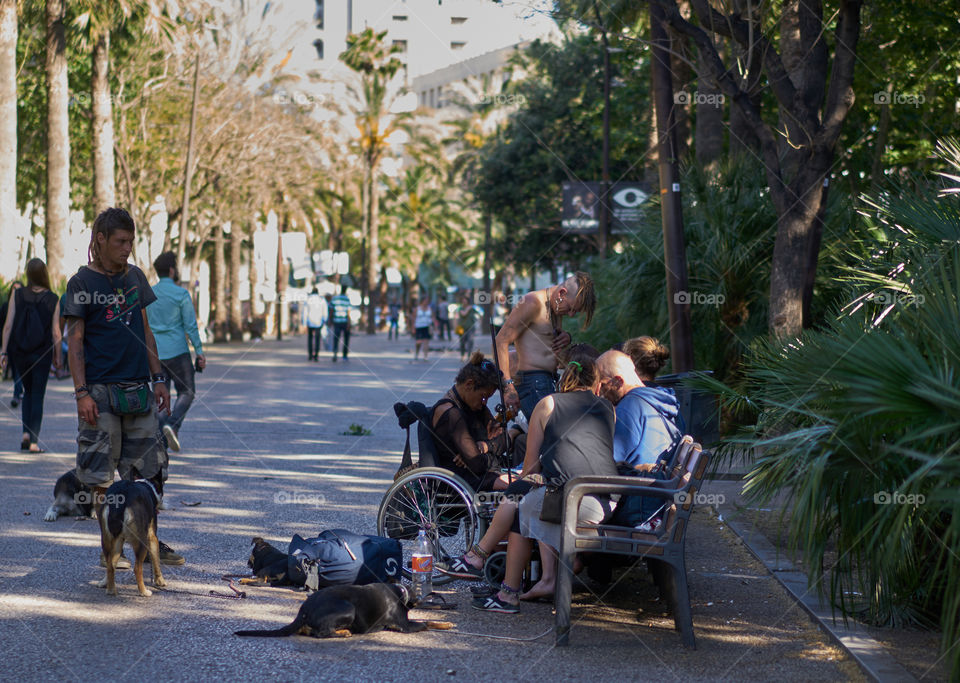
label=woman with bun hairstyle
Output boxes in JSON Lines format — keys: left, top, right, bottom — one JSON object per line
{"left": 622, "top": 335, "right": 671, "bottom": 382}
{"left": 431, "top": 351, "right": 511, "bottom": 492}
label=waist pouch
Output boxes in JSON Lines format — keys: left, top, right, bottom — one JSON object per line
{"left": 108, "top": 382, "right": 151, "bottom": 415}
{"left": 540, "top": 485, "right": 564, "bottom": 524}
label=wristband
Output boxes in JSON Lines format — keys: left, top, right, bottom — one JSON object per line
{"left": 503, "top": 379, "right": 514, "bottom": 386}
{"left": 74, "top": 385, "right": 89, "bottom": 399}
{"left": 151, "top": 374, "right": 167, "bottom": 385}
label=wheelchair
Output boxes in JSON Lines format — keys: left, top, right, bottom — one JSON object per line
{"left": 377, "top": 401, "right": 503, "bottom": 585}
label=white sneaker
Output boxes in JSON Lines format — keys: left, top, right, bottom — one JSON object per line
{"left": 162, "top": 424, "right": 181, "bottom": 452}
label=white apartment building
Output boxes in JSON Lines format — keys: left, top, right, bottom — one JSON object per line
{"left": 284, "top": 0, "right": 557, "bottom": 82}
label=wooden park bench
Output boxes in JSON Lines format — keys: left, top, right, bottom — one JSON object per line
{"left": 554, "top": 436, "right": 710, "bottom": 648}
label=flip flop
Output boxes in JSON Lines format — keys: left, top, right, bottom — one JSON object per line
{"left": 414, "top": 593, "right": 457, "bottom": 610}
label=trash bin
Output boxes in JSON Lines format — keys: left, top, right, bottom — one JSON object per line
{"left": 649, "top": 372, "right": 719, "bottom": 447}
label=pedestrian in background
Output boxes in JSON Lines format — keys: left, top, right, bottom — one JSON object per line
{"left": 0, "top": 260, "right": 61, "bottom": 452}
{"left": 436, "top": 293, "right": 451, "bottom": 341}
{"left": 413, "top": 297, "right": 433, "bottom": 362}
{"left": 302, "top": 287, "right": 327, "bottom": 362}
{"left": 148, "top": 251, "right": 206, "bottom": 453}
{"left": 330, "top": 284, "right": 352, "bottom": 362}
{"left": 387, "top": 299, "right": 401, "bottom": 340}
{"left": 0, "top": 281, "right": 24, "bottom": 407}
{"left": 456, "top": 296, "right": 481, "bottom": 363}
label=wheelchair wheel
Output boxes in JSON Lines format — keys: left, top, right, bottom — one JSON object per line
{"left": 377, "top": 467, "right": 478, "bottom": 586}
{"left": 483, "top": 550, "right": 507, "bottom": 587}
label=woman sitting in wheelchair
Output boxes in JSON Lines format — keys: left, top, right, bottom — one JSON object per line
{"left": 431, "top": 351, "right": 511, "bottom": 492}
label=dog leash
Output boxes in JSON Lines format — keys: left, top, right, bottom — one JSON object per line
{"left": 446, "top": 625, "right": 555, "bottom": 642}
{"left": 154, "top": 576, "right": 247, "bottom": 600}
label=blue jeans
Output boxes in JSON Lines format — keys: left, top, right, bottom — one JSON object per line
{"left": 160, "top": 353, "right": 195, "bottom": 433}
{"left": 332, "top": 323, "right": 350, "bottom": 359}
{"left": 515, "top": 370, "right": 556, "bottom": 421}
{"left": 307, "top": 326, "right": 323, "bottom": 359}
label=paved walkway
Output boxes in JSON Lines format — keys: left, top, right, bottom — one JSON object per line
{"left": 0, "top": 333, "right": 862, "bottom": 681}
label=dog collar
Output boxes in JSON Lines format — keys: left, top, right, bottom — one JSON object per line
{"left": 135, "top": 478, "right": 160, "bottom": 504}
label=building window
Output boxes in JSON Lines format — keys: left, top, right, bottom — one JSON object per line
{"left": 313, "top": 38, "right": 324, "bottom": 60}
{"left": 314, "top": 0, "right": 324, "bottom": 29}
{"left": 393, "top": 15, "right": 408, "bottom": 21}
{"left": 451, "top": 41, "right": 466, "bottom": 50}
{"left": 392, "top": 40, "right": 407, "bottom": 54}
{"left": 451, "top": 16, "right": 467, "bottom": 25}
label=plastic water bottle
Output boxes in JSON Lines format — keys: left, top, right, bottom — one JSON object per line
{"left": 411, "top": 530, "right": 433, "bottom": 603}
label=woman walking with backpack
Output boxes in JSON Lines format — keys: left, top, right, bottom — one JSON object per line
{"left": 1, "top": 259, "right": 62, "bottom": 452}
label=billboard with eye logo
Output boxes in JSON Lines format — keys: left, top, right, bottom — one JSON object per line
{"left": 608, "top": 182, "right": 650, "bottom": 234}
{"left": 561, "top": 181, "right": 650, "bottom": 234}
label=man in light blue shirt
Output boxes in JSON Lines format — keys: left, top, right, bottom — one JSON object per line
{"left": 149, "top": 252, "right": 206, "bottom": 452}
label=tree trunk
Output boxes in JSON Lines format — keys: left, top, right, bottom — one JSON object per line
{"left": 0, "top": 0, "right": 16, "bottom": 247}
{"left": 768, "top": 159, "right": 829, "bottom": 339}
{"left": 178, "top": 56, "right": 200, "bottom": 269}
{"left": 366, "top": 162, "right": 380, "bottom": 334}
{"left": 45, "top": 0, "right": 69, "bottom": 280}
{"left": 92, "top": 30, "right": 115, "bottom": 214}
{"left": 213, "top": 223, "right": 227, "bottom": 342}
{"left": 228, "top": 223, "right": 243, "bottom": 340}
{"left": 694, "top": 41, "right": 724, "bottom": 168}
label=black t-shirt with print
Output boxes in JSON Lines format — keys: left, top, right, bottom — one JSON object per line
{"left": 62, "top": 265, "right": 157, "bottom": 384}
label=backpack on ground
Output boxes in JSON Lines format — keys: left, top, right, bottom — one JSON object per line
{"left": 12, "top": 289, "right": 47, "bottom": 355}
{"left": 287, "top": 529, "right": 402, "bottom": 592}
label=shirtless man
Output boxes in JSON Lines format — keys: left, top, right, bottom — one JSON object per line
{"left": 495, "top": 272, "right": 596, "bottom": 420}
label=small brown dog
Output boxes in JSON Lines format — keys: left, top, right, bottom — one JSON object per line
{"left": 98, "top": 473, "right": 166, "bottom": 596}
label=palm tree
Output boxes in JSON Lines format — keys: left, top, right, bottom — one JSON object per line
{"left": 708, "top": 140, "right": 960, "bottom": 677}
{"left": 340, "top": 27, "right": 412, "bottom": 333}
{"left": 44, "top": 0, "right": 69, "bottom": 280}
{"left": 0, "top": 0, "right": 16, "bottom": 241}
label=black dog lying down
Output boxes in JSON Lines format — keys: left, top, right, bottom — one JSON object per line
{"left": 234, "top": 583, "right": 452, "bottom": 638}
{"left": 243, "top": 537, "right": 291, "bottom": 586}
{"left": 43, "top": 469, "right": 93, "bottom": 522}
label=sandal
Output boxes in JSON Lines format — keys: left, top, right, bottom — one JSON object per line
{"left": 436, "top": 554, "right": 484, "bottom": 580}
{"left": 414, "top": 593, "right": 457, "bottom": 610}
{"left": 20, "top": 437, "right": 30, "bottom": 451}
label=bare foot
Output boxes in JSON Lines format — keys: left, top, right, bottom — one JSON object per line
{"left": 520, "top": 578, "right": 555, "bottom": 602}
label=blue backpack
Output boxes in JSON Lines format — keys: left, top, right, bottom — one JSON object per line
{"left": 287, "top": 529, "right": 402, "bottom": 592}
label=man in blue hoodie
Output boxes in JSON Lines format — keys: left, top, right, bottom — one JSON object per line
{"left": 596, "top": 350, "right": 682, "bottom": 531}
{"left": 597, "top": 350, "right": 681, "bottom": 470}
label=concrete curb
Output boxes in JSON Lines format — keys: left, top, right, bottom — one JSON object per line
{"left": 720, "top": 510, "right": 917, "bottom": 683}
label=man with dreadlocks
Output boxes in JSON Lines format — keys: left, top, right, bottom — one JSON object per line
{"left": 62, "top": 207, "right": 184, "bottom": 567}
{"left": 495, "top": 272, "right": 596, "bottom": 421}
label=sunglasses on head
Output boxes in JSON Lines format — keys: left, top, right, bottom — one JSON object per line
{"left": 479, "top": 359, "right": 496, "bottom": 373}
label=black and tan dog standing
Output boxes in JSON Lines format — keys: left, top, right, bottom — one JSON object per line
{"left": 98, "top": 473, "right": 166, "bottom": 596}
{"left": 234, "top": 583, "right": 452, "bottom": 638}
